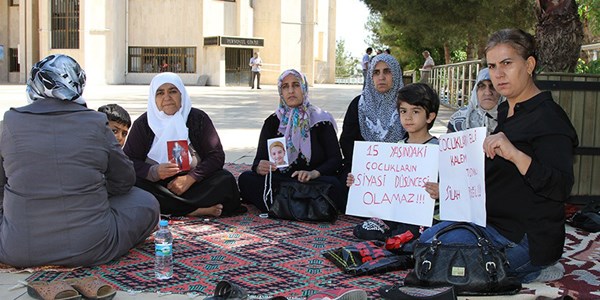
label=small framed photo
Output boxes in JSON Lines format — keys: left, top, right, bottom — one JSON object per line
{"left": 167, "top": 140, "right": 190, "bottom": 171}
{"left": 267, "top": 137, "right": 289, "bottom": 168}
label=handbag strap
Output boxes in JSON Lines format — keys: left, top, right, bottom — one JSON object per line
{"left": 432, "top": 222, "right": 487, "bottom": 244}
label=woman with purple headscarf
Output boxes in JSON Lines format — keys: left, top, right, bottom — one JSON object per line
{"left": 0, "top": 54, "right": 160, "bottom": 267}
{"left": 238, "top": 69, "right": 345, "bottom": 212}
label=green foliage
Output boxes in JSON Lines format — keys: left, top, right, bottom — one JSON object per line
{"left": 576, "top": 58, "right": 600, "bottom": 74}
{"left": 361, "top": 0, "right": 536, "bottom": 67}
{"left": 578, "top": 0, "right": 600, "bottom": 36}
{"left": 335, "top": 39, "right": 359, "bottom": 77}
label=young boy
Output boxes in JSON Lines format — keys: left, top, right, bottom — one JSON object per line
{"left": 98, "top": 104, "right": 131, "bottom": 147}
{"left": 347, "top": 83, "right": 440, "bottom": 196}
{"left": 269, "top": 141, "right": 287, "bottom": 166}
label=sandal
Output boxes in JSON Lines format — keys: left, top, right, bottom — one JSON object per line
{"left": 27, "top": 281, "right": 82, "bottom": 300}
{"left": 63, "top": 277, "right": 116, "bottom": 300}
{"left": 205, "top": 280, "right": 248, "bottom": 299}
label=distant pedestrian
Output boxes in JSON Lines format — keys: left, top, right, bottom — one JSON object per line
{"left": 420, "top": 50, "right": 435, "bottom": 83}
{"left": 361, "top": 47, "right": 373, "bottom": 90}
{"left": 249, "top": 52, "right": 262, "bottom": 89}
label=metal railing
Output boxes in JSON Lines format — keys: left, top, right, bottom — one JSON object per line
{"left": 428, "top": 60, "right": 483, "bottom": 108}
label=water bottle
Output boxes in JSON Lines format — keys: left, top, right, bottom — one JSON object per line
{"left": 154, "top": 219, "right": 173, "bottom": 280}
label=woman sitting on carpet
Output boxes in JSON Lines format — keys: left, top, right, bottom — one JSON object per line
{"left": 0, "top": 54, "right": 160, "bottom": 267}
{"left": 447, "top": 67, "right": 504, "bottom": 135}
{"left": 418, "top": 28, "right": 579, "bottom": 283}
{"left": 124, "top": 72, "right": 244, "bottom": 217}
{"left": 238, "top": 69, "right": 345, "bottom": 212}
{"left": 338, "top": 54, "right": 405, "bottom": 209}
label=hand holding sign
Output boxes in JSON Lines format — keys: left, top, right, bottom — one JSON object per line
{"left": 346, "top": 141, "right": 439, "bottom": 227}
{"left": 438, "top": 127, "right": 487, "bottom": 226}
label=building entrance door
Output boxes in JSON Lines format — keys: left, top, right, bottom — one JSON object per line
{"left": 225, "top": 48, "right": 253, "bottom": 86}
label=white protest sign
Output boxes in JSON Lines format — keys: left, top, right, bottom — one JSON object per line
{"left": 346, "top": 141, "right": 439, "bottom": 227}
{"left": 438, "top": 127, "right": 487, "bottom": 226}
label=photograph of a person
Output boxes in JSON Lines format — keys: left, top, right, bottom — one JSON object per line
{"left": 268, "top": 138, "right": 289, "bottom": 168}
{"left": 167, "top": 140, "right": 190, "bottom": 171}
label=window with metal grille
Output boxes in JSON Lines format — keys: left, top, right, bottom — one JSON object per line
{"left": 11, "top": 0, "right": 19, "bottom": 6}
{"left": 9, "top": 48, "right": 19, "bottom": 72}
{"left": 51, "top": 0, "right": 80, "bottom": 49}
{"left": 128, "top": 47, "right": 196, "bottom": 74}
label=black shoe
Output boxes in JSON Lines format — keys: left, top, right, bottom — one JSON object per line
{"left": 379, "top": 284, "right": 456, "bottom": 300}
{"left": 205, "top": 280, "right": 248, "bottom": 299}
{"left": 257, "top": 87, "right": 261, "bottom": 89}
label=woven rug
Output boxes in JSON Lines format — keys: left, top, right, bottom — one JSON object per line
{"left": 25, "top": 208, "right": 407, "bottom": 298}
{"left": 20, "top": 163, "right": 600, "bottom": 299}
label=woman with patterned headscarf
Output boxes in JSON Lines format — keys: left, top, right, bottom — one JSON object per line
{"left": 339, "top": 53, "right": 405, "bottom": 182}
{"left": 0, "top": 54, "right": 160, "bottom": 267}
{"left": 124, "top": 72, "right": 244, "bottom": 217}
{"left": 238, "top": 69, "right": 345, "bottom": 212}
{"left": 447, "top": 68, "right": 504, "bottom": 135}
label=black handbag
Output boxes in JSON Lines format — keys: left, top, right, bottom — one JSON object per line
{"left": 404, "top": 222, "right": 522, "bottom": 296}
{"left": 268, "top": 181, "right": 338, "bottom": 222}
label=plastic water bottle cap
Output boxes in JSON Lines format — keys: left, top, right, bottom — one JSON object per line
{"left": 159, "top": 220, "right": 169, "bottom": 227}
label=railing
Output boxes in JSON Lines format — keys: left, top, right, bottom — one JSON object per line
{"left": 428, "top": 60, "right": 483, "bottom": 108}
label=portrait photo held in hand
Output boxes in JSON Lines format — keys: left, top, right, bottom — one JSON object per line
{"left": 167, "top": 140, "right": 190, "bottom": 171}
{"left": 268, "top": 137, "right": 289, "bottom": 168}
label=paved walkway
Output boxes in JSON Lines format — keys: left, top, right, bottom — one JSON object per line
{"left": 0, "top": 83, "right": 455, "bottom": 300}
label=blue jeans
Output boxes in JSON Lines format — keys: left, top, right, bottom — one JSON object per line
{"left": 419, "top": 221, "right": 547, "bottom": 283}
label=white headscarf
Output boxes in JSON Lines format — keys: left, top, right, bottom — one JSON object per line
{"left": 448, "top": 68, "right": 504, "bottom": 135}
{"left": 147, "top": 72, "right": 192, "bottom": 164}
{"left": 358, "top": 54, "right": 405, "bottom": 142}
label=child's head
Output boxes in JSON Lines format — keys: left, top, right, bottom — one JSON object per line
{"left": 396, "top": 83, "right": 440, "bottom": 132}
{"left": 98, "top": 104, "right": 131, "bottom": 147}
{"left": 269, "top": 141, "right": 286, "bottom": 165}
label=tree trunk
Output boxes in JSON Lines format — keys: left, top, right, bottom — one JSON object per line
{"left": 535, "top": 0, "right": 583, "bottom": 72}
{"left": 444, "top": 42, "right": 451, "bottom": 64}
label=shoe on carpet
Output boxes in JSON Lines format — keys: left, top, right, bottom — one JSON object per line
{"left": 63, "top": 276, "right": 116, "bottom": 300}
{"left": 379, "top": 284, "right": 457, "bottom": 300}
{"left": 27, "top": 280, "right": 82, "bottom": 300}
{"left": 533, "top": 262, "right": 565, "bottom": 282}
{"left": 205, "top": 280, "right": 248, "bottom": 299}
{"left": 307, "top": 288, "right": 367, "bottom": 300}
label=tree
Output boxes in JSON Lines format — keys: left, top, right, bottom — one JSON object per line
{"left": 535, "top": 0, "right": 584, "bottom": 72}
{"left": 361, "top": 0, "right": 535, "bottom": 65}
{"left": 335, "top": 39, "right": 359, "bottom": 77}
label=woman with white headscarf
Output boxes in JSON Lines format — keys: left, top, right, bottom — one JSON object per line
{"left": 447, "top": 68, "right": 504, "bottom": 135}
{"left": 339, "top": 54, "right": 405, "bottom": 182}
{"left": 124, "top": 72, "right": 243, "bottom": 217}
{"left": 0, "top": 54, "right": 159, "bottom": 267}
{"left": 238, "top": 69, "right": 345, "bottom": 212}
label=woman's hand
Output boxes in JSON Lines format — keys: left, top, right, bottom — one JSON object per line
{"left": 256, "top": 160, "right": 276, "bottom": 176}
{"left": 157, "top": 163, "right": 181, "bottom": 180}
{"left": 167, "top": 174, "right": 196, "bottom": 195}
{"left": 424, "top": 182, "right": 439, "bottom": 200}
{"left": 292, "top": 170, "right": 320, "bottom": 182}
{"left": 346, "top": 173, "right": 355, "bottom": 187}
{"left": 483, "top": 132, "right": 532, "bottom": 175}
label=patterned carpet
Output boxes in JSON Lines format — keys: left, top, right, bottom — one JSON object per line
{"left": 20, "top": 163, "right": 600, "bottom": 299}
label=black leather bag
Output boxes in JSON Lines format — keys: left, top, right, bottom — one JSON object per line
{"left": 404, "top": 222, "right": 522, "bottom": 296}
{"left": 268, "top": 181, "right": 338, "bottom": 222}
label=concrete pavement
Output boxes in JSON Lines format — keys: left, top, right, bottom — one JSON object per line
{"left": 0, "top": 83, "right": 455, "bottom": 300}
